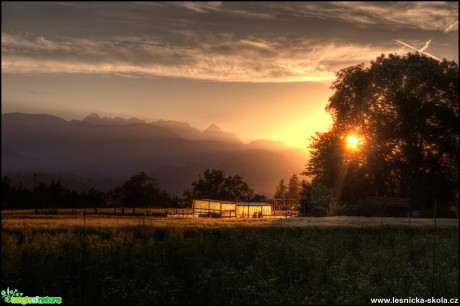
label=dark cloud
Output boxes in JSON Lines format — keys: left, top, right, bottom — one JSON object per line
{"left": 2, "top": 1, "right": 457, "bottom": 82}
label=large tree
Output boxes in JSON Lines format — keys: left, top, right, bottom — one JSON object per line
{"left": 274, "top": 179, "right": 287, "bottom": 200}
{"left": 287, "top": 174, "right": 300, "bottom": 201}
{"left": 184, "top": 169, "right": 254, "bottom": 202}
{"left": 305, "top": 53, "right": 458, "bottom": 210}
{"left": 122, "top": 171, "right": 160, "bottom": 207}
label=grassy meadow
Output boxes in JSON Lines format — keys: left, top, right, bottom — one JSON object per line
{"left": 1, "top": 213, "right": 458, "bottom": 304}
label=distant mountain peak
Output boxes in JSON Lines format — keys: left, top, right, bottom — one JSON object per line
{"left": 153, "top": 120, "right": 195, "bottom": 130}
{"left": 82, "top": 113, "right": 145, "bottom": 125}
{"left": 83, "top": 113, "right": 101, "bottom": 121}
{"left": 201, "top": 123, "right": 241, "bottom": 144}
{"left": 204, "top": 123, "right": 222, "bottom": 133}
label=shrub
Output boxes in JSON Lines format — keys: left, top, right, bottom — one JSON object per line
{"left": 422, "top": 208, "right": 457, "bottom": 218}
{"left": 346, "top": 199, "right": 381, "bottom": 217}
{"left": 310, "top": 181, "right": 333, "bottom": 205}
{"left": 311, "top": 206, "right": 327, "bottom": 217}
{"left": 327, "top": 199, "right": 346, "bottom": 216}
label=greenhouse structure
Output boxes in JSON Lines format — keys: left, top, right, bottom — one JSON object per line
{"left": 192, "top": 199, "right": 272, "bottom": 218}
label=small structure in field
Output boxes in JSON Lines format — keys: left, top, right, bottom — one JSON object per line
{"left": 192, "top": 199, "right": 272, "bottom": 218}
{"left": 236, "top": 202, "right": 272, "bottom": 218}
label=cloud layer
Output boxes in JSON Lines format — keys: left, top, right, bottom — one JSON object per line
{"left": 4, "top": 33, "right": 404, "bottom": 82}
{"left": 2, "top": 2, "right": 458, "bottom": 82}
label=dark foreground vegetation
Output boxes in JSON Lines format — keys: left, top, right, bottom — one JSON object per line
{"left": 2, "top": 226, "right": 458, "bottom": 304}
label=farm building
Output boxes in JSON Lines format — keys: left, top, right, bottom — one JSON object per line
{"left": 236, "top": 202, "right": 272, "bottom": 217}
{"left": 192, "top": 199, "right": 272, "bottom": 218}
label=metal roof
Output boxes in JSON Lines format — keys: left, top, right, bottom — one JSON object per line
{"left": 195, "top": 199, "right": 236, "bottom": 204}
{"left": 236, "top": 202, "right": 270, "bottom": 206}
{"left": 195, "top": 199, "right": 270, "bottom": 206}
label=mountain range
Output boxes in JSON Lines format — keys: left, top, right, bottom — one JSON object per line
{"left": 1, "top": 112, "right": 307, "bottom": 196}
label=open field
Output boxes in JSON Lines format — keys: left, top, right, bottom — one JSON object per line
{"left": 0, "top": 208, "right": 193, "bottom": 216}
{"left": 1, "top": 214, "right": 458, "bottom": 304}
{"left": 1, "top": 211, "right": 458, "bottom": 230}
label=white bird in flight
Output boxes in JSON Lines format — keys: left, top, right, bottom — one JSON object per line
{"left": 395, "top": 39, "right": 441, "bottom": 61}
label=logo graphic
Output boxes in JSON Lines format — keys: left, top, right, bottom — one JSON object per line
{"left": 1, "top": 288, "right": 62, "bottom": 305}
{"left": 1, "top": 288, "right": 22, "bottom": 303}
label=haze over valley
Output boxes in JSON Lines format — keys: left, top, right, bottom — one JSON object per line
{"left": 2, "top": 112, "right": 306, "bottom": 195}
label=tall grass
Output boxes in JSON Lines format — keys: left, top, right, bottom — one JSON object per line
{"left": 2, "top": 214, "right": 458, "bottom": 230}
{"left": 1, "top": 226, "right": 458, "bottom": 304}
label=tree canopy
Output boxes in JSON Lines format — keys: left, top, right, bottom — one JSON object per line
{"left": 287, "top": 174, "right": 300, "bottom": 201}
{"left": 304, "top": 53, "right": 458, "bottom": 210}
{"left": 274, "top": 179, "right": 287, "bottom": 200}
{"left": 122, "top": 171, "right": 160, "bottom": 207}
{"left": 183, "top": 169, "right": 254, "bottom": 202}
{"left": 1, "top": 171, "right": 182, "bottom": 209}
{"left": 273, "top": 175, "right": 302, "bottom": 210}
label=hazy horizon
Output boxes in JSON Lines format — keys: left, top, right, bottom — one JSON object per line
{"left": 2, "top": 1, "right": 458, "bottom": 149}
{"left": 1, "top": 109, "right": 305, "bottom": 148}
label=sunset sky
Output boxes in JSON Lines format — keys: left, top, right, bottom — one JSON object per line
{"left": 2, "top": 1, "right": 458, "bottom": 149}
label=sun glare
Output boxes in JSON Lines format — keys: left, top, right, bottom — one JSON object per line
{"left": 345, "top": 134, "right": 362, "bottom": 151}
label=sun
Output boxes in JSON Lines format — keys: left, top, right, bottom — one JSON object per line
{"left": 345, "top": 134, "right": 362, "bottom": 151}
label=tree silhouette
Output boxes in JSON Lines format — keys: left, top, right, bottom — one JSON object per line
{"left": 274, "top": 179, "right": 287, "bottom": 200}
{"left": 299, "top": 179, "right": 312, "bottom": 214}
{"left": 287, "top": 174, "right": 300, "bottom": 201}
{"left": 184, "top": 169, "right": 254, "bottom": 202}
{"left": 305, "top": 53, "right": 458, "bottom": 210}
{"left": 122, "top": 171, "right": 160, "bottom": 207}
{"left": 84, "top": 187, "right": 106, "bottom": 208}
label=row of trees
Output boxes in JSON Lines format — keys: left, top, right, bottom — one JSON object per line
{"left": 1, "top": 172, "right": 181, "bottom": 209}
{"left": 272, "top": 174, "right": 336, "bottom": 213}
{"left": 2, "top": 177, "right": 107, "bottom": 209}
{"left": 274, "top": 174, "right": 302, "bottom": 202}
{"left": 1, "top": 169, "right": 270, "bottom": 210}
{"left": 273, "top": 174, "right": 305, "bottom": 210}
{"left": 4, "top": 169, "right": 324, "bottom": 211}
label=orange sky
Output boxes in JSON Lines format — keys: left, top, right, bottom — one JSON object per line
{"left": 2, "top": 2, "right": 458, "bottom": 149}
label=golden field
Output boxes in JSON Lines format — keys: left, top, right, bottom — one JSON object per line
{"left": 1, "top": 210, "right": 457, "bottom": 229}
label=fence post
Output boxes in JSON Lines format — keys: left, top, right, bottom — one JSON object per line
{"left": 377, "top": 203, "right": 386, "bottom": 251}
{"left": 431, "top": 200, "right": 438, "bottom": 296}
